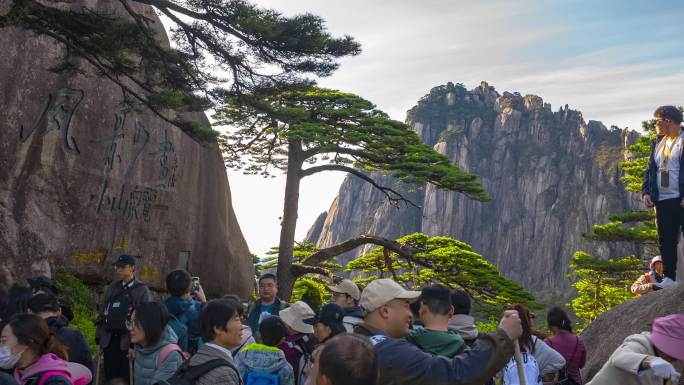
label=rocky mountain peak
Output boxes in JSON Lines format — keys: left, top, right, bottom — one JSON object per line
{"left": 306, "top": 82, "right": 641, "bottom": 297}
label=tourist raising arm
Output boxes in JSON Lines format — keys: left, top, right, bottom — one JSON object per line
{"left": 354, "top": 279, "right": 521, "bottom": 385}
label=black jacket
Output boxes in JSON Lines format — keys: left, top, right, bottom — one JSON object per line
{"left": 95, "top": 278, "right": 150, "bottom": 349}
{"left": 642, "top": 135, "right": 684, "bottom": 201}
{"left": 45, "top": 317, "right": 95, "bottom": 374}
{"left": 0, "top": 372, "right": 17, "bottom": 385}
{"left": 355, "top": 322, "right": 514, "bottom": 385}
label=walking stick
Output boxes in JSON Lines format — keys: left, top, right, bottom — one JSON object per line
{"left": 128, "top": 356, "right": 134, "bottom": 385}
{"left": 514, "top": 340, "right": 527, "bottom": 385}
{"left": 95, "top": 350, "right": 102, "bottom": 385}
{"left": 504, "top": 309, "right": 526, "bottom": 385}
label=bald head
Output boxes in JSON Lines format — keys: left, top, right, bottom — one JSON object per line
{"left": 317, "top": 333, "right": 377, "bottom": 385}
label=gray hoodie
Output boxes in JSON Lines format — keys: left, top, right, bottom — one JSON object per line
{"left": 133, "top": 326, "right": 184, "bottom": 385}
{"left": 448, "top": 314, "right": 480, "bottom": 341}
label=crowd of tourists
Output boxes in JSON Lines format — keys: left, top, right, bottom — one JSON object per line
{"left": 0, "top": 106, "right": 683, "bottom": 385}
{"left": 0, "top": 252, "right": 682, "bottom": 385}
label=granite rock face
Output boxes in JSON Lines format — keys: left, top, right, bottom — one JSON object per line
{"left": 306, "top": 82, "right": 641, "bottom": 295}
{"left": 581, "top": 284, "right": 684, "bottom": 382}
{"left": 0, "top": 1, "right": 253, "bottom": 297}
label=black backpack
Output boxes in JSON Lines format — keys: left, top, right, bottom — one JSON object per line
{"left": 154, "top": 359, "right": 236, "bottom": 385}
{"left": 104, "top": 283, "right": 143, "bottom": 332}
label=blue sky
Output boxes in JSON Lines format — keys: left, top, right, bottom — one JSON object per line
{"left": 220, "top": 0, "right": 684, "bottom": 258}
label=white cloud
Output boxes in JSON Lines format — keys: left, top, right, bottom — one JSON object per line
{"left": 214, "top": 1, "right": 683, "bottom": 257}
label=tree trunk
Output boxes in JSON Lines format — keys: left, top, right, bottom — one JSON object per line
{"left": 276, "top": 141, "right": 304, "bottom": 300}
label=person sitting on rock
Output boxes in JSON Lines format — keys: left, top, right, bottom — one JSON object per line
{"left": 631, "top": 255, "right": 674, "bottom": 295}
{"left": 587, "top": 314, "right": 684, "bottom": 385}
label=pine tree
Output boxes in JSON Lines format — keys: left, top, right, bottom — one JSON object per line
{"left": 566, "top": 251, "right": 642, "bottom": 325}
{"left": 345, "top": 233, "right": 540, "bottom": 318}
{"left": 1, "top": 0, "right": 360, "bottom": 141}
{"left": 218, "top": 87, "right": 490, "bottom": 298}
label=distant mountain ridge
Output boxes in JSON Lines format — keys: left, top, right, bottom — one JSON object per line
{"left": 305, "top": 81, "right": 642, "bottom": 296}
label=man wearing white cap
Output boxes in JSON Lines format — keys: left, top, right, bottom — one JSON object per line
{"left": 328, "top": 279, "right": 364, "bottom": 332}
{"left": 355, "top": 278, "right": 522, "bottom": 385}
{"left": 278, "top": 301, "right": 317, "bottom": 385}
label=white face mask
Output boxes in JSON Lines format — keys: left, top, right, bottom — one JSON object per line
{"left": 0, "top": 345, "right": 25, "bottom": 370}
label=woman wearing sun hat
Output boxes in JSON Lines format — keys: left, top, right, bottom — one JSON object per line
{"left": 277, "top": 301, "right": 317, "bottom": 385}
{"left": 588, "top": 314, "right": 684, "bottom": 385}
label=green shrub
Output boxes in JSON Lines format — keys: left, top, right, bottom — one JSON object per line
{"left": 54, "top": 271, "right": 98, "bottom": 353}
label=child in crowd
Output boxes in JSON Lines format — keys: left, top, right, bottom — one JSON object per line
{"left": 236, "top": 316, "right": 294, "bottom": 385}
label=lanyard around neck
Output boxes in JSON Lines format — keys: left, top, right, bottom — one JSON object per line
{"left": 660, "top": 136, "right": 680, "bottom": 170}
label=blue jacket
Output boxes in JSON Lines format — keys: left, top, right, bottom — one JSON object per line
{"left": 164, "top": 296, "right": 203, "bottom": 352}
{"left": 355, "top": 322, "right": 514, "bottom": 385}
{"left": 133, "top": 326, "right": 184, "bottom": 385}
{"left": 642, "top": 134, "right": 684, "bottom": 201}
{"left": 235, "top": 343, "right": 294, "bottom": 385}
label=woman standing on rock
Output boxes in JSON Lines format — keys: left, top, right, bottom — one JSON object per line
{"left": 129, "top": 302, "right": 184, "bottom": 385}
{"left": 545, "top": 307, "right": 586, "bottom": 385}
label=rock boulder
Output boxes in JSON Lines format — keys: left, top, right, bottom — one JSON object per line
{"left": 581, "top": 284, "right": 684, "bottom": 382}
{"left": 0, "top": 1, "right": 253, "bottom": 297}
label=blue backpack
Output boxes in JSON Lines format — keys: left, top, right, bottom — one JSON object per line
{"left": 167, "top": 312, "right": 189, "bottom": 352}
{"left": 245, "top": 370, "right": 279, "bottom": 385}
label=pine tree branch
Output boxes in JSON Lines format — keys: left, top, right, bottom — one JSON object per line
{"left": 299, "top": 164, "right": 421, "bottom": 208}
{"left": 290, "top": 264, "right": 334, "bottom": 279}
{"left": 301, "top": 235, "right": 421, "bottom": 267}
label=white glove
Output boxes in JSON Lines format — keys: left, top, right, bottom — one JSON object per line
{"left": 650, "top": 357, "right": 678, "bottom": 379}
{"left": 660, "top": 278, "right": 675, "bottom": 288}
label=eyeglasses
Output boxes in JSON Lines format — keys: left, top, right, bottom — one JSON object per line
{"left": 655, "top": 118, "right": 671, "bottom": 124}
{"left": 125, "top": 320, "right": 138, "bottom": 330}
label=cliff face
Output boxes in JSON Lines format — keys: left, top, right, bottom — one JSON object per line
{"left": 306, "top": 82, "right": 641, "bottom": 294}
{"left": 0, "top": 1, "right": 253, "bottom": 297}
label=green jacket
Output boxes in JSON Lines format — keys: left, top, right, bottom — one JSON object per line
{"left": 406, "top": 328, "right": 465, "bottom": 358}
{"left": 355, "top": 322, "right": 514, "bottom": 385}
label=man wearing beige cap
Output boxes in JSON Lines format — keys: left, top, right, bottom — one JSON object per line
{"left": 355, "top": 278, "right": 522, "bottom": 385}
{"left": 328, "top": 279, "right": 364, "bottom": 332}
{"left": 278, "top": 301, "right": 317, "bottom": 385}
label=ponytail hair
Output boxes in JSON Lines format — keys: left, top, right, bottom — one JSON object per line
{"left": 547, "top": 306, "right": 573, "bottom": 333}
{"left": 7, "top": 314, "right": 69, "bottom": 360}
